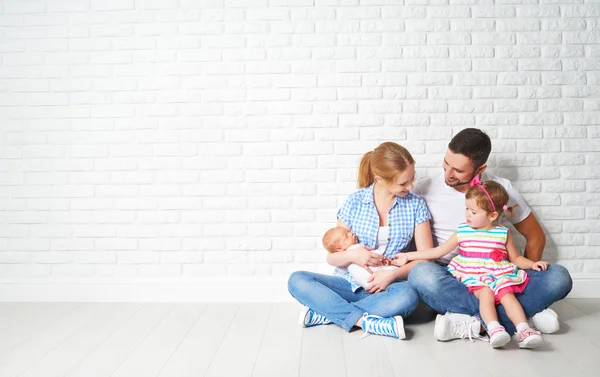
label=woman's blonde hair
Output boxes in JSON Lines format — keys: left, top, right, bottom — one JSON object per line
{"left": 465, "top": 180, "right": 514, "bottom": 218}
{"left": 357, "top": 142, "right": 415, "bottom": 188}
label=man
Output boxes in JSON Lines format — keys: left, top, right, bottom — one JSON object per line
{"left": 409, "top": 128, "right": 572, "bottom": 340}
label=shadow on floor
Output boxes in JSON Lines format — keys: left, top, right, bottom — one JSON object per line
{"left": 405, "top": 300, "right": 437, "bottom": 325}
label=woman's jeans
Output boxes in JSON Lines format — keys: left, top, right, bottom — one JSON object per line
{"left": 288, "top": 271, "right": 419, "bottom": 332}
{"left": 408, "top": 262, "right": 573, "bottom": 334}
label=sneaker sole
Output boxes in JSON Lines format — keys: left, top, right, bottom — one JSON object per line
{"left": 298, "top": 306, "right": 309, "bottom": 327}
{"left": 490, "top": 332, "right": 511, "bottom": 348}
{"left": 433, "top": 314, "right": 450, "bottom": 341}
{"left": 394, "top": 316, "right": 406, "bottom": 340}
{"left": 537, "top": 323, "right": 560, "bottom": 334}
{"left": 519, "top": 335, "right": 544, "bottom": 349}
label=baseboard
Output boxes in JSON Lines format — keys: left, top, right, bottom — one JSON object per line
{"left": 568, "top": 277, "right": 599, "bottom": 299}
{"left": 0, "top": 277, "right": 295, "bottom": 302}
{"left": 0, "top": 275, "right": 598, "bottom": 302}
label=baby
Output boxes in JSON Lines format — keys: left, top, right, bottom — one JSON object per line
{"left": 322, "top": 226, "right": 397, "bottom": 289}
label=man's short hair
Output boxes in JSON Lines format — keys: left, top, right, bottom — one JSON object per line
{"left": 448, "top": 128, "right": 491, "bottom": 168}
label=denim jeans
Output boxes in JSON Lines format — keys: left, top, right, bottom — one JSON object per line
{"left": 408, "top": 262, "right": 573, "bottom": 334}
{"left": 288, "top": 271, "right": 419, "bottom": 332}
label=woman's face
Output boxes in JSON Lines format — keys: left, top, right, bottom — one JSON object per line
{"left": 380, "top": 163, "right": 415, "bottom": 197}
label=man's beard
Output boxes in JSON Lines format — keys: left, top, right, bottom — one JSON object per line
{"left": 445, "top": 172, "right": 479, "bottom": 188}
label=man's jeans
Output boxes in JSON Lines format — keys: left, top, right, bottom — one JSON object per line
{"left": 408, "top": 262, "right": 573, "bottom": 334}
{"left": 288, "top": 271, "right": 419, "bottom": 332}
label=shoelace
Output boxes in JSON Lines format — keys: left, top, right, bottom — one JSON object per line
{"left": 361, "top": 314, "right": 396, "bottom": 339}
{"left": 307, "top": 310, "right": 330, "bottom": 326}
{"left": 451, "top": 320, "right": 484, "bottom": 342}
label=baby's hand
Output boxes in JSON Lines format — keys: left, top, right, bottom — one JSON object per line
{"left": 382, "top": 256, "right": 393, "bottom": 266}
{"left": 532, "top": 260, "right": 549, "bottom": 271}
{"left": 391, "top": 254, "right": 409, "bottom": 267}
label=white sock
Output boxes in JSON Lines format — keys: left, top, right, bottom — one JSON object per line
{"left": 516, "top": 322, "right": 530, "bottom": 333}
{"left": 487, "top": 321, "right": 501, "bottom": 331}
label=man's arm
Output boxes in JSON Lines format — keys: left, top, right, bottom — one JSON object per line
{"left": 513, "top": 213, "right": 546, "bottom": 262}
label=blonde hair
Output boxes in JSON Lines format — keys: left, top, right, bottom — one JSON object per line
{"left": 465, "top": 181, "right": 514, "bottom": 218}
{"left": 322, "top": 227, "right": 347, "bottom": 253}
{"left": 358, "top": 142, "right": 415, "bottom": 188}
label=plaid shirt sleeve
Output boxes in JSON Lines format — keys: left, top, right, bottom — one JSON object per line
{"left": 337, "top": 194, "right": 357, "bottom": 228}
{"left": 414, "top": 196, "right": 432, "bottom": 225}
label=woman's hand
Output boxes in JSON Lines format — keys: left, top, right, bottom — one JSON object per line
{"left": 531, "top": 260, "right": 549, "bottom": 271}
{"left": 346, "top": 246, "right": 382, "bottom": 273}
{"left": 365, "top": 269, "right": 397, "bottom": 294}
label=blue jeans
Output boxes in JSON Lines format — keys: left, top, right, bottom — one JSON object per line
{"left": 408, "top": 262, "right": 573, "bottom": 334}
{"left": 288, "top": 271, "right": 419, "bottom": 332}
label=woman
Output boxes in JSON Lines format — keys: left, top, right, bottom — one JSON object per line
{"left": 288, "top": 142, "right": 433, "bottom": 339}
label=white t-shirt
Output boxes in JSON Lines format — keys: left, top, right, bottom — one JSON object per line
{"left": 374, "top": 226, "right": 389, "bottom": 254}
{"left": 412, "top": 172, "right": 531, "bottom": 264}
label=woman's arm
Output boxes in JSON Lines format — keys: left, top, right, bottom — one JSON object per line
{"left": 505, "top": 232, "right": 549, "bottom": 271}
{"left": 414, "top": 220, "right": 434, "bottom": 250}
{"left": 366, "top": 222, "right": 436, "bottom": 292}
{"left": 384, "top": 220, "right": 435, "bottom": 280}
{"left": 336, "top": 218, "right": 350, "bottom": 230}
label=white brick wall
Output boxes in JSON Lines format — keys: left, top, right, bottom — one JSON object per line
{"left": 1, "top": 0, "right": 599, "bottom": 300}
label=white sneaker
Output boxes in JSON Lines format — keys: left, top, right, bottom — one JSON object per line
{"left": 531, "top": 308, "right": 559, "bottom": 334}
{"left": 434, "top": 312, "right": 483, "bottom": 342}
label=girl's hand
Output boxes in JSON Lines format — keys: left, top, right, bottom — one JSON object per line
{"left": 532, "top": 260, "right": 549, "bottom": 271}
{"left": 391, "top": 254, "right": 409, "bottom": 267}
{"left": 346, "top": 245, "right": 379, "bottom": 273}
{"left": 366, "top": 269, "right": 397, "bottom": 294}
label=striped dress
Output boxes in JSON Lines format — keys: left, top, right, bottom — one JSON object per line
{"left": 447, "top": 223, "right": 528, "bottom": 295}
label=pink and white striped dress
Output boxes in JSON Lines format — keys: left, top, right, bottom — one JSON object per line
{"left": 447, "top": 223, "right": 528, "bottom": 296}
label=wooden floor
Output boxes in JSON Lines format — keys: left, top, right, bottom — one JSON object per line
{"left": 0, "top": 299, "right": 598, "bottom": 377}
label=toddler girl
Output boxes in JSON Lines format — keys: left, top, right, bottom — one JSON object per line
{"left": 394, "top": 177, "right": 549, "bottom": 349}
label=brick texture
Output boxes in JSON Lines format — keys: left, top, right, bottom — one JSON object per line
{"left": 0, "top": 1, "right": 599, "bottom": 280}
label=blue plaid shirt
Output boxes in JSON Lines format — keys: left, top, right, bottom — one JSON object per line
{"left": 334, "top": 184, "right": 431, "bottom": 291}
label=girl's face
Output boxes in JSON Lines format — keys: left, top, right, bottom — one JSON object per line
{"left": 465, "top": 197, "right": 495, "bottom": 229}
{"left": 378, "top": 163, "right": 416, "bottom": 197}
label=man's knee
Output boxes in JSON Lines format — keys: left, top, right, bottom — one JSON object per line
{"left": 546, "top": 264, "right": 573, "bottom": 298}
{"left": 408, "top": 262, "right": 445, "bottom": 290}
